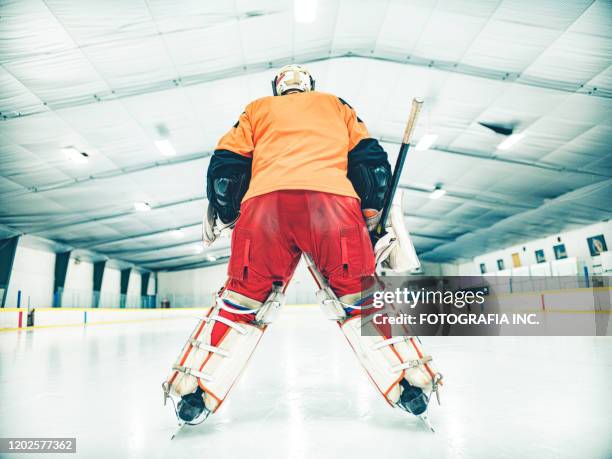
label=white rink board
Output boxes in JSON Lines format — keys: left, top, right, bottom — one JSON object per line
{"left": 0, "top": 309, "right": 23, "bottom": 329}
{"left": 1, "top": 307, "right": 207, "bottom": 330}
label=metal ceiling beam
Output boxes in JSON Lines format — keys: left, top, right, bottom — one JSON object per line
{"left": 156, "top": 256, "right": 231, "bottom": 272}
{"left": 410, "top": 232, "right": 456, "bottom": 242}
{"left": 136, "top": 244, "right": 232, "bottom": 267}
{"left": 0, "top": 151, "right": 212, "bottom": 200}
{"left": 0, "top": 221, "right": 152, "bottom": 272}
{"left": 403, "top": 212, "right": 483, "bottom": 230}
{"left": 398, "top": 184, "right": 537, "bottom": 211}
{"left": 78, "top": 222, "right": 202, "bottom": 249}
{"left": 381, "top": 138, "right": 611, "bottom": 179}
{"left": 141, "top": 252, "right": 215, "bottom": 267}
{"left": 6, "top": 52, "right": 607, "bottom": 120}
{"left": 418, "top": 177, "right": 612, "bottom": 261}
{"left": 32, "top": 196, "right": 205, "bottom": 234}
{"left": 101, "top": 237, "right": 204, "bottom": 256}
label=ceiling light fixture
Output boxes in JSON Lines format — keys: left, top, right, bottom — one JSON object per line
{"left": 170, "top": 229, "right": 184, "bottom": 239}
{"left": 62, "top": 146, "right": 89, "bottom": 164}
{"left": 207, "top": 255, "right": 217, "bottom": 262}
{"left": 294, "top": 0, "right": 318, "bottom": 23}
{"left": 497, "top": 133, "right": 525, "bottom": 151}
{"left": 194, "top": 245, "right": 204, "bottom": 254}
{"left": 415, "top": 134, "right": 438, "bottom": 151}
{"left": 133, "top": 201, "right": 152, "bottom": 212}
{"left": 155, "top": 139, "right": 176, "bottom": 156}
{"left": 429, "top": 185, "right": 446, "bottom": 200}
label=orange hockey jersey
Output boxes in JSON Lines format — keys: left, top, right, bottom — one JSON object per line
{"left": 215, "top": 91, "right": 376, "bottom": 203}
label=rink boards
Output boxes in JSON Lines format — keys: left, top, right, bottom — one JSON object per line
{"left": 0, "top": 307, "right": 207, "bottom": 331}
{"left": 1, "top": 286, "right": 609, "bottom": 332}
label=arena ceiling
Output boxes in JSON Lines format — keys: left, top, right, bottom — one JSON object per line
{"left": 0, "top": 0, "right": 611, "bottom": 271}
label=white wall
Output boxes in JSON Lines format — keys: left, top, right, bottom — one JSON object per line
{"left": 99, "top": 267, "right": 121, "bottom": 307}
{"left": 283, "top": 260, "right": 318, "bottom": 304}
{"left": 5, "top": 245, "right": 54, "bottom": 308}
{"left": 4, "top": 240, "right": 158, "bottom": 309}
{"left": 125, "top": 270, "right": 141, "bottom": 307}
{"left": 157, "top": 260, "right": 322, "bottom": 307}
{"left": 453, "top": 220, "right": 612, "bottom": 276}
{"left": 147, "top": 274, "right": 156, "bottom": 296}
{"left": 157, "top": 263, "right": 227, "bottom": 307}
{"left": 63, "top": 258, "right": 94, "bottom": 307}
{"left": 417, "top": 261, "right": 460, "bottom": 276}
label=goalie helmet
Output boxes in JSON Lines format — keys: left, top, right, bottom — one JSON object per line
{"left": 271, "top": 64, "right": 315, "bottom": 96}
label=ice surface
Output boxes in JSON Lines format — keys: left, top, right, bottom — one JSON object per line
{"left": 1, "top": 306, "right": 611, "bottom": 458}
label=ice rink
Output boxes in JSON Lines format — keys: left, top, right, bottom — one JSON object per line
{"left": 1, "top": 306, "right": 611, "bottom": 459}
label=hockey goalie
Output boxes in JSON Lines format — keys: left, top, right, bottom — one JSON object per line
{"left": 162, "top": 64, "right": 442, "bottom": 429}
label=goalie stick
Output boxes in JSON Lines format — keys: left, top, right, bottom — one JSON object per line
{"left": 375, "top": 97, "right": 423, "bottom": 237}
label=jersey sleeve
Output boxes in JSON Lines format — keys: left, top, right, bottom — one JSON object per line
{"left": 337, "top": 97, "right": 391, "bottom": 211}
{"left": 215, "top": 108, "right": 254, "bottom": 158}
{"left": 337, "top": 97, "right": 371, "bottom": 152}
{"left": 337, "top": 96, "right": 388, "bottom": 164}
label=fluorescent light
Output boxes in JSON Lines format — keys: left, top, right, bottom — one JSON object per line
{"left": 169, "top": 229, "right": 184, "bottom": 239}
{"left": 155, "top": 139, "right": 176, "bottom": 156}
{"left": 194, "top": 245, "right": 204, "bottom": 254}
{"left": 497, "top": 133, "right": 525, "bottom": 151}
{"left": 415, "top": 134, "right": 438, "bottom": 151}
{"left": 429, "top": 186, "right": 446, "bottom": 200}
{"left": 207, "top": 255, "right": 217, "bottom": 262}
{"left": 294, "top": 0, "right": 318, "bottom": 23}
{"left": 133, "top": 201, "right": 151, "bottom": 212}
{"left": 62, "top": 147, "right": 89, "bottom": 164}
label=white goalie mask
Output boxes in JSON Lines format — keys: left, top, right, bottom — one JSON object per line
{"left": 272, "top": 64, "right": 315, "bottom": 96}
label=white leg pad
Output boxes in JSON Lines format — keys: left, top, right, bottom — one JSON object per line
{"left": 165, "top": 295, "right": 266, "bottom": 412}
{"left": 340, "top": 315, "right": 439, "bottom": 405}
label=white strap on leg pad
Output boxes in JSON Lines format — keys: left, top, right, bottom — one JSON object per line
{"left": 340, "top": 315, "right": 439, "bottom": 405}
{"left": 316, "top": 286, "right": 347, "bottom": 320}
{"left": 219, "top": 287, "right": 286, "bottom": 324}
{"left": 165, "top": 292, "right": 265, "bottom": 412}
{"left": 318, "top": 289, "right": 378, "bottom": 321}
{"left": 255, "top": 284, "right": 286, "bottom": 324}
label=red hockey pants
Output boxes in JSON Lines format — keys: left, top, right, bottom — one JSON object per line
{"left": 211, "top": 190, "right": 375, "bottom": 345}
